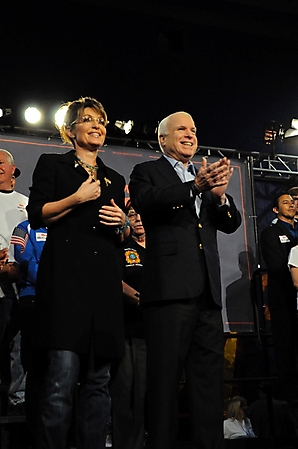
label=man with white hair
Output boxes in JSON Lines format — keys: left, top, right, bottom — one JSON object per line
{"left": 0, "top": 148, "right": 28, "bottom": 413}
{"left": 129, "top": 112, "right": 241, "bottom": 449}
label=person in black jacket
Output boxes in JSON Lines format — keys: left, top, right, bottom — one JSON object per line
{"left": 129, "top": 111, "right": 241, "bottom": 449}
{"left": 27, "top": 97, "right": 129, "bottom": 449}
{"left": 110, "top": 203, "right": 146, "bottom": 449}
{"left": 261, "top": 191, "right": 298, "bottom": 402}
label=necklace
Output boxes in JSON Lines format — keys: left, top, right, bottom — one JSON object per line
{"left": 76, "top": 156, "right": 98, "bottom": 180}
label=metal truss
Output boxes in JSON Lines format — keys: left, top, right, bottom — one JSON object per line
{"left": 252, "top": 152, "right": 298, "bottom": 180}
{"left": 107, "top": 137, "right": 298, "bottom": 180}
{"left": 197, "top": 146, "right": 298, "bottom": 181}
{"left": 3, "top": 127, "right": 298, "bottom": 180}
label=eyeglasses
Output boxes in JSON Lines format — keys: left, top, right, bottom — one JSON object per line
{"left": 70, "top": 115, "right": 108, "bottom": 127}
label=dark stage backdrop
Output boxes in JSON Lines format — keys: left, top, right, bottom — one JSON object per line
{"left": 0, "top": 134, "right": 257, "bottom": 332}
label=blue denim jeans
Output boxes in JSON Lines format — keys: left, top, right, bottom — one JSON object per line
{"left": 0, "top": 296, "right": 26, "bottom": 407}
{"left": 35, "top": 349, "right": 111, "bottom": 449}
{"left": 8, "top": 331, "right": 26, "bottom": 406}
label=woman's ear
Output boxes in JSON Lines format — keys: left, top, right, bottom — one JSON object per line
{"left": 66, "top": 126, "right": 75, "bottom": 140}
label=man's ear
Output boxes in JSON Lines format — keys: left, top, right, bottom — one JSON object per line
{"left": 159, "top": 134, "right": 165, "bottom": 147}
{"left": 273, "top": 206, "right": 279, "bottom": 215}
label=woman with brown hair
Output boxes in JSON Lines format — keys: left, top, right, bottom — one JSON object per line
{"left": 27, "top": 97, "right": 129, "bottom": 449}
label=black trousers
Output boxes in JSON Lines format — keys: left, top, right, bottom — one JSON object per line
{"left": 143, "top": 291, "right": 225, "bottom": 449}
{"left": 269, "top": 305, "right": 298, "bottom": 399}
{"left": 110, "top": 337, "right": 147, "bottom": 449}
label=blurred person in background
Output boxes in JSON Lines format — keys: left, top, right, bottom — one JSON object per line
{"left": 110, "top": 202, "right": 147, "bottom": 449}
{"left": 224, "top": 396, "right": 256, "bottom": 439}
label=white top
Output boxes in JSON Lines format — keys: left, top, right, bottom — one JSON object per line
{"left": 288, "top": 245, "right": 298, "bottom": 269}
{"left": 288, "top": 245, "right": 298, "bottom": 309}
{"left": 223, "top": 418, "right": 256, "bottom": 439}
{"left": 0, "top": 190, "right": 28, "bottom": 261}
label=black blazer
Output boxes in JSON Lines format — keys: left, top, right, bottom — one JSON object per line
{"left": 129, "top": 156, "right": 242, "bottom": 306}
{"left": 27, "top": 150, "right": 126, "bottom": 357}
{"left": 261, "top": 220, "right": 297, "bottom": 310}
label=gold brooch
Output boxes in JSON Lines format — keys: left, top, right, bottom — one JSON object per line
{"left": 104, "top": 177, "right": 111, "bottom": 186}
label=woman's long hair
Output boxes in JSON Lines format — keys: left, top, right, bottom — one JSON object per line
{"left": 226, "top": 396, "right": 249, "bottom": 423}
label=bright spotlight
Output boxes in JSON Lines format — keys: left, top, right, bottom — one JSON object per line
{"left": 115, "top": 120, "right": 134, "bottom": 135}
{"left": 54, "top": 105, "right": 68, "bottom": 129}
{"left": 24, "top": 107, "right": 42, "bottom": 124}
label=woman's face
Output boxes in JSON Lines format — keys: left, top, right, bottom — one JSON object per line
{"left": 68, "top": 107, "right": 107, "bottom": 151}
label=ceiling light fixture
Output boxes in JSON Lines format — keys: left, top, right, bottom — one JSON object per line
{"left": 115, "top": 120, "right": 134, "bottom": 135}
{"left": 0, "top": 108, "right": 12, "bottom": 118}
{"left": 284, "top": 118, "right": 298, "bottom": 139}
{"left": 263, "top": 120, "right": 283, "bottom": 144}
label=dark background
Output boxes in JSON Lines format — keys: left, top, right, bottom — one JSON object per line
{"left": 1, "top": 0, "right": 298, "bottom": 152}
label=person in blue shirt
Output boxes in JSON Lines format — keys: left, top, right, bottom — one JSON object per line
{"left": 13, "top": 220, "right": 47, "bottom": 302}
{"left": 12, "top": 219, "right": 47, "bottom": 437}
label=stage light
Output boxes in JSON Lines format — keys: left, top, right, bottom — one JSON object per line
{"left": 263, "top": 120, "right": 282, "bottom": 144}
{"left": 54, "top": 105, "right": 68, "bottom": 130}
{"left": 24, "top": 107, "right": 42, "bottom": 124}
{"left": 284, "top": 118, "right": 298, "bottom": 138}
{"left": 115, "top": 120, "right": 134, "bottom": 135}
{"left": 0, "top": 108, "right": 11, "bottom": 118}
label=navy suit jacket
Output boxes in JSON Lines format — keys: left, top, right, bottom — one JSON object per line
{"left": 129, "top": 156, "right": 242, "bottom": 306}
{"left": 261, "top": 219, "right": 297, "bottom": 311}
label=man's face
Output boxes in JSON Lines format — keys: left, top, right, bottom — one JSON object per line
{"left": 273, "top": 194, "right": 296, "bottom": 221}
{"left": 0, "top": 152, "right": 15, "bottom": 189}
{"left": 127, "top": 208, "right": 145, "bottom": 237}
{"left": 159, "top": 113, "right": 198, "bottom": 165}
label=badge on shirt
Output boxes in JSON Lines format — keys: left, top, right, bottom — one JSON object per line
{"left": 279, "top": 235, "right": 291, "bottom": 243}
{"left": 125, "top": 249, "right": 141, "bottom": 265}
{"left": 36, "top": 232, "right": 47, "bottom": 242}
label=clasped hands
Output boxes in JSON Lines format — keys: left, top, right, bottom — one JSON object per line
{"left": 193, "top": 156, "right": 233, "bottom": 201}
